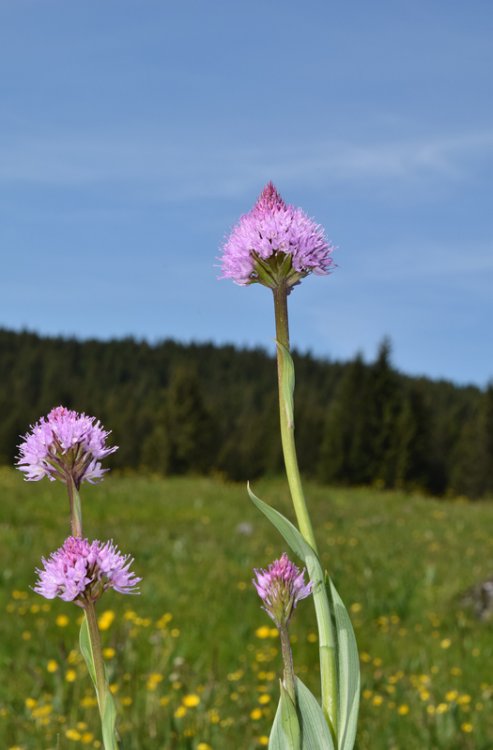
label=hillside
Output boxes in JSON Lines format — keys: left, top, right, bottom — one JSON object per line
{"left": 1, "top": 328, "right": 491, "bottom": 497}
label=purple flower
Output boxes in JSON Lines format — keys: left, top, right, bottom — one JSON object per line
{"left": 220, "top": 182, "right": 334, "bottom": 288}
{"left": 253, "top": 553, "right": 312, "bottom": 627}
{"left": 34, "top": 536, "right": 141, "bottom": 604}
{"left": 16, "top": 406, "right": 118, "bottom": 487}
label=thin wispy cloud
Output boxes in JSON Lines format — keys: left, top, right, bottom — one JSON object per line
{"left": 1, "top": 129, "right": 491, "bottom": 198}
{"left": 350, "top": 241, "right": 493, "bottom": 282}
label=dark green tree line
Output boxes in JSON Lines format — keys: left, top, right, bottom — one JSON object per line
{"left": 0, "top": 327, "right": 490, "bottom": 498}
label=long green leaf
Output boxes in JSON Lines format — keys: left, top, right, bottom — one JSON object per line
{"left": 79, "top": 616, "right": 119, "bottom": 750}
{"left": 79, "top": 615, "right": 97, "bottom": 691}
{"left": 328, "top": 579, "right": 360, "bottom": 750}
{"left": 247, "top": 483, "right": 317, "bottom": 563}
{"left": 295, "top": 677, "right": 335, "bottom": 750}
{"left": 101, "top": 688, "right": 118, "bottom": 750}
{"left": 269, "top": 683, "right": 301, "bottom": 750}
{"left": 276, "top": 341, "right": 295, "bottom": 429}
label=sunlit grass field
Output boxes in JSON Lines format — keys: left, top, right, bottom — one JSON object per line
{"left": 1, "top": 468, "right": 493, "bottom": 749}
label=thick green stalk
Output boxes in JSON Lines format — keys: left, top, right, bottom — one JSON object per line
{"left": 279, "top": 624, "right": 296, "bottom": 705}
{"left": 273, "top": 285, "right": 318, "bottom": 552}
{"left": 66, "top": 475, "right": 83, "bottom": 537}
{"left": 272, "top": 285, "right": 338, "bottom": 738}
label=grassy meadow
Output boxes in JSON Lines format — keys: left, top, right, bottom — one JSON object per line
{"left": 1, "top": 468, "right": 493, "bottom": 749}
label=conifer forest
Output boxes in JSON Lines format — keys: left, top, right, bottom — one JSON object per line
{"left": 1, "top": 327, "right": 492, "bottom": 499}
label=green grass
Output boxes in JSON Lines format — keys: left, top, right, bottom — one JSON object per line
{"left": 1, "top": 468, "right": 493, "bottom": 749}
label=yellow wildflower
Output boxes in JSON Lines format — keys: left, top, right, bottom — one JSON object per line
{"left": 182, "top": 694, "right": 200, "bottom": 708}
{"left": 65, "top": 728, "right": 82, "bottom": 740}
{"left": 255, "top": 626, "right": 271, "bottom": 639}
{"left": 98, "top": 610, "right": 115, "bottom": 631}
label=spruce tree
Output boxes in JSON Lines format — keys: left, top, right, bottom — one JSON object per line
{"left": 450, "top": 383, "right": 493, "bottom": 498}
{"left": 164, "top": 367, "right": 216, "bottom": 475}
{"left": 483, "top": 383, "right": 493, "bottom": 496}
{"left": 366, "top": 339, "right": 402, "bottom": 487}
{"left": 392, "top": 384, "right": 432, "bottom": 490}
{"left": 318, "top": 354, "right": 373, "bottom": 485}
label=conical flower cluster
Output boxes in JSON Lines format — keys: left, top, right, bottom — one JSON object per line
{"left": 34, "top": 536, "right": 141, "bottom": 604}
{"left": 220, "top": 182, "right": 334, "bottom": 288}
{"left": 17, "top": 406, "right": 117, "bottom": 487}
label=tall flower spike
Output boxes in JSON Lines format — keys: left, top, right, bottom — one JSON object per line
{"left": 220, "top": 182, "right": 334, "bottom": 288}
{"left": 253, "top": 553, "right": 312, "bottom": 628}
{"left": 16, "top": 406, "right": 118, "bottom": 488}
{"left": 34, "top": 536, "right": 141, "bottom": 604}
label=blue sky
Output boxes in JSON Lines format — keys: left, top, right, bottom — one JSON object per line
{"left": 1, "top": 1, "right": 492, "bottom": 386}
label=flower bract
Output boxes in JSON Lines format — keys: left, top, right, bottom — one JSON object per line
{"left": 34, "top": 536, "right": 141, "bottom": 604}
{"left": 16, "top": 406, "right": 117, "bottom": 487}
{"left": 253, "top": 553, "right": 312, "bottom": 627}
{"left": 220, "top": 182, "right": 334, "bottom": 288}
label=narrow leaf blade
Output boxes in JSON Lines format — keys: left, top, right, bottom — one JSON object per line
{"left": 79, "top": 615, "right": 97, "bottom": 691}
{"left": 79, "top": 615, "right": 119, "bottom": 749}
{"left": 276, "top": 341, "right": 295, "bottom": 428}
{"left": 101, "top": 688, "right": 118, "bottom": 750}
{"left": 328, "top": 578, "right": 360, "bottom": 750}
{"left": 295, "top": 677, "right": 336, "bottom": 750}
{"left": 269, "top": 683, "right": 301, "bottom": 750}
{"left": 247, "top": 484, "right": 316, "bottom": 563}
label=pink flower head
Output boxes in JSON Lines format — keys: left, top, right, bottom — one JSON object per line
{"left": 16, "top": 406, "right": 118, "bottom": 487}
{"left": 34, "top": 536, "right": 141, "bottom": 604}
{"left": 220, "top": 182, "right": 334, "bottom": 288}
{"left": 253, "top": 553, "right": 312, "bottom": 627}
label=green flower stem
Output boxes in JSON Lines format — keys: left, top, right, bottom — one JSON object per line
{"left": 273, "top": 285, "right": 318, "bottom": 553}
{"left": 272, "top": 284, "right": 338, "bottom": 739}
{"left": 67, "top": 475, "right": 83, "bottom": 537}
{"left": 279, "top": 624, "right": 296, "bottom": 705}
